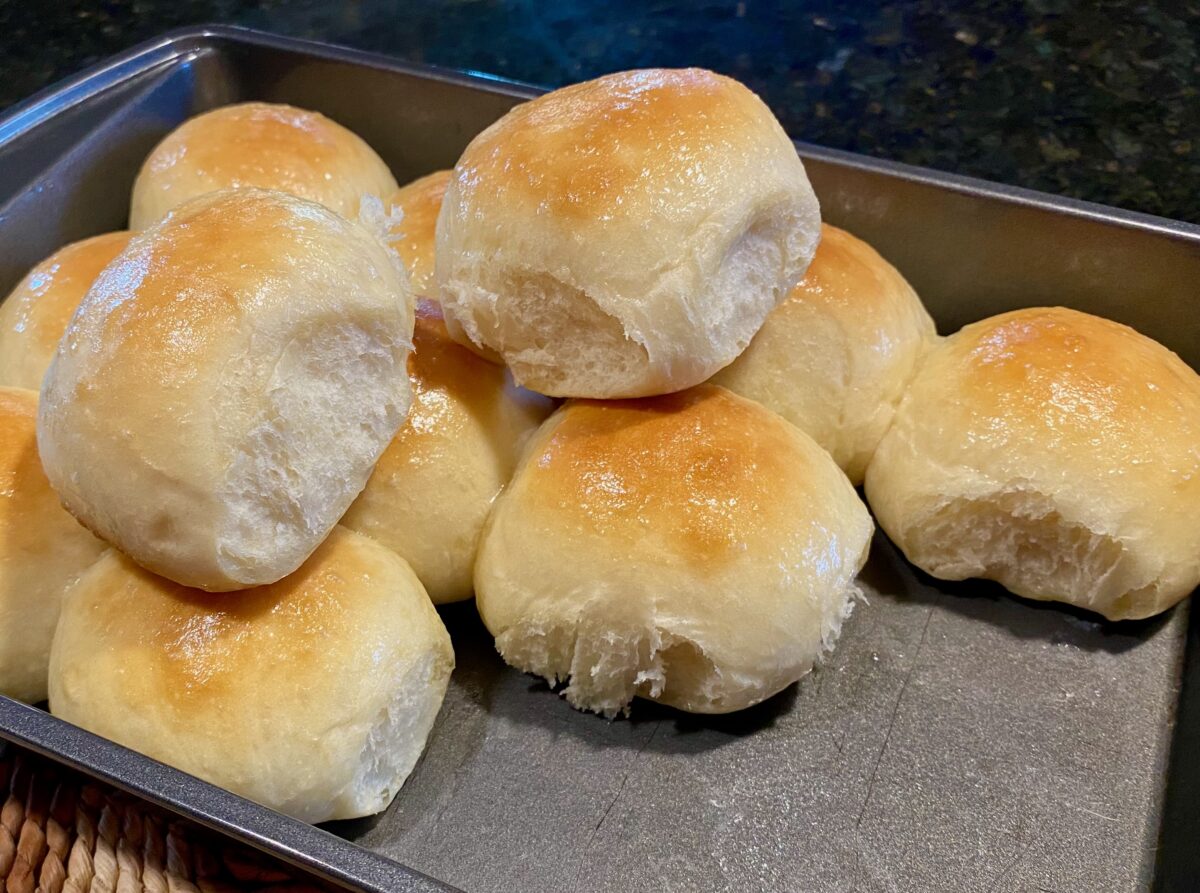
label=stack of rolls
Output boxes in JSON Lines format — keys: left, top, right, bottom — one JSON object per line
{"left": 432, "top": 63, "right": 1200, "bottom": 707}
{"left": 435, "top": 67, "right": 882, "bottom": 717}
{"left": 0, "top": 62, "right": 1196, "bottom": 827}
{"left": 12, "top": 109, "right": 459, "bottom": 824}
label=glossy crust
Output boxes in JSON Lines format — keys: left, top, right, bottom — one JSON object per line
{"left": 49, "top": 527, "right": 454, "bottom": 823}
{"left": 386, "top": 170, "right": 451, "bottom": 297}
{"left": 38, "top": 188, "right": 414, "bottom": 591}
{"left": 0, "top": 388, "right": 105, "bottom": 703}
{"left": 0, "top": 232, "right": 133, "bottom": 390}
{"left": 436, "top": 68, "right": 821, "bottom": 397}
{"left": 865, "top": 307, "right": 1200, "bottom": 620}
{"left": 130, "top": 102, "right": 398, "bottom": 228}
{"left": 711, "top": 224, "right": 938, "bottom": 484}
{"left": 475, "top": 385, "right": 873, "bottom": 716}
{"left": 341, "top": 301, "right": 553, "bottom": 603}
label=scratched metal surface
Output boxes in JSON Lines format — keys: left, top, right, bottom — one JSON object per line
{"left": 0, "top": 27, "right": 1196, "bottom": 893}
{"left": 333, "top": 532, "right": 1182, "bottom": 893}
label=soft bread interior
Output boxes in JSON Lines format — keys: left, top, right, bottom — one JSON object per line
{"left": 911, "top": 489, "right": 1157, "bottom": 617}
{"left": 704, "top": 203, "right": 811, "bottom": 356}
{"left": 449, "top": 204, "right": 812, "bottom": 398}
{"left": 495, "top": 614, "right": 712, "bottom": 718}
{"left": 495, "top": 580, "right": 860, "bottom": 718}
{"left": 454, "top": 269, "right": 650, "bottom": 397}
{"left": 219, "top": 321, "right": 407, "bottom": 586}
{"left": 345, "top": 648, "right": 448, "bottom": 821}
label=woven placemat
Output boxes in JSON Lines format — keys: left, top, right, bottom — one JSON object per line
{"left": 0, "top": 743, "right": 334, "bottom": 893}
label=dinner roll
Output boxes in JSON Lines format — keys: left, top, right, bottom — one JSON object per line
{"left": 386, "top": 170, "right": 450, "bottom": 297}
{"left": 49, "top": 526, "right": 453, "bottom": 823}
{"left": 437, "top": 68, "right": 821, "bottom": 398}
{"left": 0, "top": 388, "right": 105, "bottom": 703}
{"left": 865, "top": 307, "right": 1200, "bottom": 621}
{"left": 711, "top": 224, "right": 937, "bottom": 484}
{"left": 39, "top": 188, "right": 413, "bottom": 591}
{"left": 341, "top": 300, "right": 553, "bottom": 604}
{"left": 475, "top": 385, "right": 873, "bottom": 716}
{"left": 130, "top": 102, "right": 398, "bottom": 229}
{"left": 0, "top": 232, "right": 132, "bottom": 390}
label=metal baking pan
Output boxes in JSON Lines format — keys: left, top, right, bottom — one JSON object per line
{"left": 1, "top": 25, "right": 1198, "bottom": 893}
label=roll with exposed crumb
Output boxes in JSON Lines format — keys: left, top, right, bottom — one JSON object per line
{"left": 437, "top": 69, "right": 821, "bottom": 398}
{"left": 50, "top": 527, "right": 453, "bottom": 823}
{"left": 865, "top": 307, "right": 1200, "bottom": 620}
{"left": 475, "top": 385, "right": 873, "bottom": 716}
{"left": 38, "top": 188, "right": 414, "bottom": 591}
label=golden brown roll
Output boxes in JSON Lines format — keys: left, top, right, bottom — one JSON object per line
{"left": 865, "top": 307, "right": 1200, "bottom": 621}
{"left": 436, "top": 69, "right": 821, "bottom": 398}
{"left": 711, "top": 224, "right": 937, "bottom": 484}
{"left": 341, "top": 301, "right": 553, "bottom": 604}
{"left": 386, "top": 170, "right": 451, "bottom": 297}
{"left": 0, "top": 387, "right": 105, "bottom": 703}
{"left": 130, "top": 102, "right": 398, "bottom": 229}
{"left": 475, "top": 385, "right": 873, "bottom": 716}
{"left": 49, "top": 526, "right": 454, "bottom": 823}
{"left": 38, "top": 188, "right": 414, "bottom": 591}
{"left": 0, "top": 232, "right": 133, "bottom": 390}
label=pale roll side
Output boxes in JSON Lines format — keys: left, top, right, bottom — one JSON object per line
{"left": 0, "top": 387, "right": 105, "bottom": 703}
{"left": 341, "top": 300, "right": 554, "bottom": 603}
{"left": 711, "top": 223, "right": 937, "bottom": 484}
{"left": 386, "top": 170, "right": 451, "bottom": 298}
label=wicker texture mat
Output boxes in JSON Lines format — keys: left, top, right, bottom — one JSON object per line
{"left": 0, "top": 746, "right": 332, "bottom": 893}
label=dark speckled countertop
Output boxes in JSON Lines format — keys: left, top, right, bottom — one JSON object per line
{"left": 0, "top": 0, "right": 1197, "bottom": 222}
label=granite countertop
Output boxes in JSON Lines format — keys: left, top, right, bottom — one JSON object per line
{"left": 0, "top": 0, "right": 1195, "bottom": 223}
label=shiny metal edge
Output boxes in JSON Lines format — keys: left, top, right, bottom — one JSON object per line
{"left": 4, "top": 23, "right": 1199, "bottom": 246}
{"left": 0, "top": 699, "right": 457, "bottom": 893}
